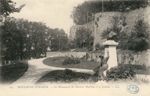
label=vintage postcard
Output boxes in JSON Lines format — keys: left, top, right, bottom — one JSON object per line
{"left": 0, "top": 0, "right": 150, "bottom": 96}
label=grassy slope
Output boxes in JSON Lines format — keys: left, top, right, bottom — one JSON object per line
{"left": 0, "top": 61, "right": 28, "bottom": 84}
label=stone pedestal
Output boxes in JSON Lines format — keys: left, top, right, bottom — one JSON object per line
{"left": 103, "top": 40, "right": 118, "bottom": 70}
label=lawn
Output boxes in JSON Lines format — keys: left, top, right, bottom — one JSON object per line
{"left": 37, "top": 69, "right": 98, "bottom": 83}
{"left": 41, "top": 57, "right": 99, "bottom": 83}
{"left": 43, "top": 57, "right": 99, "bottom": 70}
{"left": 0, "top": 61, "right": 28, "bottom": 84}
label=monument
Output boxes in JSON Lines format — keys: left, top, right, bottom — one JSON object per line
{"left": 103, "top": 40, "right": 118, "bottom": 69}
{"left": 103, "top": 31, "right": 118, "bottom": 70}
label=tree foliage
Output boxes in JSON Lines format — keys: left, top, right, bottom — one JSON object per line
{"left": 2, "top": 18, "right": 47, "bottom": 61}
{"left": 50, "top": 28, "right": 69, "bottom": 51}
{"left": 0, "top": 0, "right": 25, "bottom": 65}
{"left": 0, "top": 0, "right": 25, "bottom": 15}
{"left": 1, "top": 17, "right": 69, "bottom": 64}
{"left": 73, "top": 28, "right": 93, "bottom": 51}
{"left": 0, "top": 0, "right": 15, "bottom": 15}
{"left": 127, "top": 19, "right": 149, "bottom": 51}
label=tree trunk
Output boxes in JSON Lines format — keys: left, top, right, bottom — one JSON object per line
{"left": 0, "top": 27, "right": 1, "bottom": 66}
{"left": 0, "top": 14, "right": 2, "bottom": 66}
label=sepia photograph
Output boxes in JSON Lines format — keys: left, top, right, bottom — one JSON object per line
{"left": 0, "top": 0, "right": 150, "bottom": 95}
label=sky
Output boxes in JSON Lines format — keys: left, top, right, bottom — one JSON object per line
{"left": 11, "top": 0, "right": 87, "bottom": 34}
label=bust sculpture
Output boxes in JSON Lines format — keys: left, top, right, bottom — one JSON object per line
{"left": 107, "top": 31, "right": 117, "bottom": 40}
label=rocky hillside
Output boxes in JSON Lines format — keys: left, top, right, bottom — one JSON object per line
{"left": 69, "top": 5, "right": 150, "bottom": 50}
{"left": 93, "top": 6, "right": 150, "bottom": 50}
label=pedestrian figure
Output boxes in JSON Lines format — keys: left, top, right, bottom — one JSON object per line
{"left": 94, "top": 51, "right": 109, "bottom": 81}
{"left": 98, "top": 55, "right": 109, "bottom": 80}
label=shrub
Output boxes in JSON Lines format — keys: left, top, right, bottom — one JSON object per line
{"left": 95, "top": 43, "right": 104, "bottom": 50}
{"left": 132, "top": 64, "right": 147, "bottom": 74}
{"left": 106, "top": 64, "right": 136, "bottom": 81}
{"left": 62, "top": 56, "right": 80, "bottom": 65}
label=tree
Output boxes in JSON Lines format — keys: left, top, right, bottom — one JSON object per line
{"left": 74, "top": 28, "right": 93, "bottom": 51}
{"left": 0, "top": 0, "right": 24, "bottom": 65}
{"left": 2, "top": 17, "right": 54, "bottom": 64}
{"left": 127, "top": 19, "right": 149, "bottom": 51}
{"left": 50, "top": 29, "right": 69, "bottom": 51}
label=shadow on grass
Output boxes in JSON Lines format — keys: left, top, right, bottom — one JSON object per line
{"left": 37, "top": 69, "right": 98, "bottom": 83}
{"left": 0, "top": 61, "right": 28, "bottom": 84}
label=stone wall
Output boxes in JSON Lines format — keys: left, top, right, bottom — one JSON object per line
{"left": 69, "top": 21, "right": 94, "bottom": 41}
{"left": 117, "top": 49, "right": 150, "bottom": 67}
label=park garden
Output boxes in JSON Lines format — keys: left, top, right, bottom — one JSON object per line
{"left": 0, "top": 0, "right": 150, "bottom": 84}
